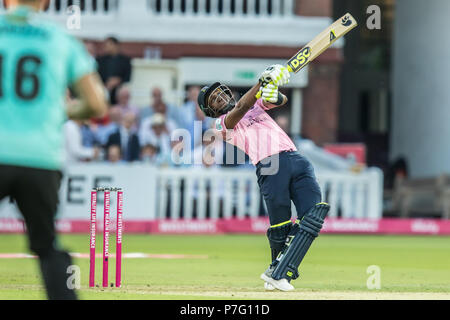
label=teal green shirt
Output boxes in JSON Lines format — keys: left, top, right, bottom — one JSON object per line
{"left": 0, "top": 7, "right": 95, "bottom": 170}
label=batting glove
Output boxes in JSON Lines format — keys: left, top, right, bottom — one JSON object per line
{"left": 259, "top": 64, "right": 290, "bottom": 87}
{"left": 261, "top": 83, "right": 282, "bottom": 104}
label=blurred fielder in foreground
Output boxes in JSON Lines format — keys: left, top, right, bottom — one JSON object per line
{"left": 0, "top": 0, "right": 107, "bottom": 299}
{"left": 198, "top": 65, "right": 330, "bottom": 291}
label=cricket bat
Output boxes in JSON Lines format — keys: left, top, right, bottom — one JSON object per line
{"left": 257, "top": 13, "right": 358, "bottom": 98}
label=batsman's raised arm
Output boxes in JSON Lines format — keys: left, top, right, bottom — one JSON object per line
{"left": 225, "top": 65, "right": 290, "bottom": 129}
{"left": 196, "top": 64, "right": 290, "bottom": 129}
{"left": 224, "top": 82, "right": 261, "bottom": 129}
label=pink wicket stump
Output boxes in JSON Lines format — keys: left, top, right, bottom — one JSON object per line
{"left": 116, "top": 191, "right": 123, "bottom": 287}
{"left": 102, "top": 191, "right": 111, "bottom": 288}
{"left": 89, "top": 191, "right": 97, "bottom": 288}
{"left": 90, "top": 187, "right": 123, "bottom": 288}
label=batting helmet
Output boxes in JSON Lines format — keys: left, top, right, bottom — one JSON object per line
{"left": 197, "top": 82, "right": 235, "bottom": 118}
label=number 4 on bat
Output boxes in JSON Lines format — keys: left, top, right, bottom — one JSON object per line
{"left": 330, "top": 30, "right": 337, "bottom": 42}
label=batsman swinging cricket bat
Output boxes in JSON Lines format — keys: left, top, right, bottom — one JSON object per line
{"left": 257, "top": 13, "right": 357, "bottom": 98}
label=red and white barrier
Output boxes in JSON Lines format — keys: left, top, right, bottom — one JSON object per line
{"left": 1, "top": 218, "right": 450, "bottom": 235}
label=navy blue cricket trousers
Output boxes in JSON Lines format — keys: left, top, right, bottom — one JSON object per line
{"left": 256, "top": 151, "right": 322, "bottom": 226}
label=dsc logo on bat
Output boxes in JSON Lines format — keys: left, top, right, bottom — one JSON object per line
{"left": 287, "top": 47, "right": 311, "bottom": 73}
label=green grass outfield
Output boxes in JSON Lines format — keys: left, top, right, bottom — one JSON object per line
{"left": 0, "top": 233, "right": 449, "bottom": 300}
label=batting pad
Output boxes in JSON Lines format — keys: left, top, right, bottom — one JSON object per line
{"left": 267, "top": 220, "right": 293, "bottom": 262}
{"left": 271, "top": 203, "right": 330, "bottom": 281}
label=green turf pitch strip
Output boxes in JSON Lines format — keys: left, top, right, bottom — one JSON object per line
{"left": 0, "top": 234, "right": 449, "bottom": 300}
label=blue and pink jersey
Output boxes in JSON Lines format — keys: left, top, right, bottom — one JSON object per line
{"left": 215, "top": 99, "right": 297, "bottom": 165}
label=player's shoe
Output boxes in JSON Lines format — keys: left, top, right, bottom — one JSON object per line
{"left": 261, "top": 266, "right": 294, "bottom": 292}
{"left": 261, "top": 273, "right": 294, "bottom": 291}
{"left": 264, "top": 282, "right": 275, "bottom": 290}
{"left": 262, "top": 266, "right": 275, "bottom": 290}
